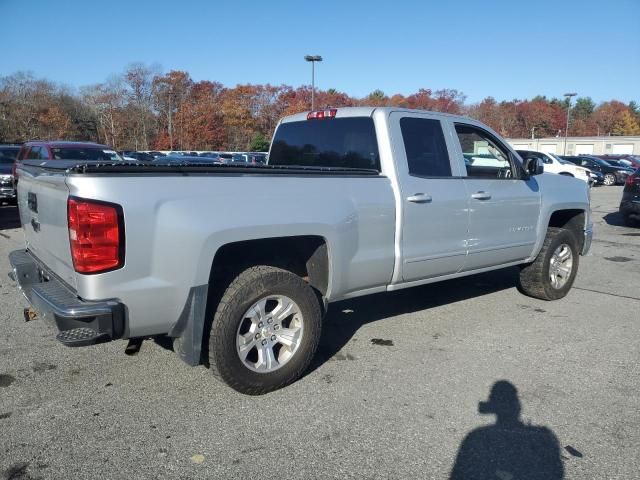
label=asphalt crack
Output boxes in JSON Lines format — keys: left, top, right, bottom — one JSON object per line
{"left": 574, "top": 287, "right": 640, "bottom": 302}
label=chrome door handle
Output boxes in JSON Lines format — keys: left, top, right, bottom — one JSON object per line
{"left": 407, "top": 193, "right": 432, "bottom": 203}
{"left": 471, "top": 191, "right": 492, "bottom": 200}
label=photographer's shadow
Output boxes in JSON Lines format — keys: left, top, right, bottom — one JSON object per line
{"left": 450, "top": 381, "right": 564, "bottom": 480}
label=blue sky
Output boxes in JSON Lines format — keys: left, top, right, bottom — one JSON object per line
{"left": 1, "top": 0, "right": 638, "bottom": 104}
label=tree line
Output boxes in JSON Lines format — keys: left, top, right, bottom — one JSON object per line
{"left": 1, "top": 63, "right": 639, "bottom": 151}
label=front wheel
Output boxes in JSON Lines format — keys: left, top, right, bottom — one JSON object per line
{"left": 517, "top": 227, "right": 579, "bottom": 300}
{"left": 208, "top": 265, "right": 322, "bottom": 395}
{"left": 603, "top": 173, "right": 616, "bottom": 186}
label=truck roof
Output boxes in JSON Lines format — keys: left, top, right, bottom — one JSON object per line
{"left": 22, "top": 140, "right": 109, "bottom": 149}
{"left": 280, "top": 106, "right": 473, "bottom": 124}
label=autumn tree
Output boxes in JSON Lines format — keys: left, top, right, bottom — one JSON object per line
{"left": 123, "top": 63, "right": 157, "bottom": 149}
{"left": 175, "top": 80, "right": 225, "bottom": 149}
{"left": 592, "top": 101, "right": 629, "bottom": 136}
{"left": 612, "top": 110, "right": 640, "bottom": 136}
{"left": 152, "top": 70, "right": 192, "bottom": 149}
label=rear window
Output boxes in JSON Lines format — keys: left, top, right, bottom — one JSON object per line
{"left": 0, "top": 147, "right": 19, "bottom": 160}
{"left": 269, "top": 117, "right": 380, "bottom": 171}
{"left": 51, "top": 148, "right": 123, "bottom": 161}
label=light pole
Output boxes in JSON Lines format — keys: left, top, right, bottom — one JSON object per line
{"left": 304, "top": 55, "right": 322, "bottom": 110}
{"left": 563, "top": 92, "right": 577, "bottom": 155}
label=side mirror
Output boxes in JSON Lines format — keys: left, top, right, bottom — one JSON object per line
{"left": 524, "top": 156, "right": 544, "bottom": 176}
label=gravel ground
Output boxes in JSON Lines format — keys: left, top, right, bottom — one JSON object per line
{"left": 0, "top": 185, "right": 638, "bottom": 479}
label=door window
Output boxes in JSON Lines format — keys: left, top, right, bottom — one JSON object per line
{"left": 400, "top": 118, "right": 452, "bottom": 177}
{"left": 455, "top": 125, "right": 517, "bottom": 179}
{"left": 26, "top": 147, "right": 41, "bottom": 159}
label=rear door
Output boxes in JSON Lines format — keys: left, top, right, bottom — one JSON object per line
{"left": 452, "top": 123, "right": 541, "bottom": 271}
{"left": 390, "top": 112, "right": 469, "bottom": 281}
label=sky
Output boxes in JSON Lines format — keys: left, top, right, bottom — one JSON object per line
{"left": 1, "top": 0, "right": 639, "bottom": 104}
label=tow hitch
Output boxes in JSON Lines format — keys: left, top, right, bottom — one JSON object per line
{"left": 23, "top": 307, "right": 38, "bottom": 322}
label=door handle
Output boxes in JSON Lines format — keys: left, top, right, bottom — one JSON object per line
{"left": 407, "top": 193, "right": 432, "bottom": 203}
{"left": 471, "top": 191, "right": 492, "bottom": 200}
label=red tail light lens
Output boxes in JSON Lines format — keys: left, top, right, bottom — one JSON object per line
{"left": 625, "top": 174, "right": 638, "bottom": 187}
{"left": 68, "top": 198, "right": 124, "bottom": 274}
{"left": 307, "top": 109, "right": 337, "bottom": 120}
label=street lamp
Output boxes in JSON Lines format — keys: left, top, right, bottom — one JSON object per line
{"left": 563, "top": 92, "right": 577, "bottom": 155}
{"left": 304, "top": 55, "right": 322, "bottom": 110}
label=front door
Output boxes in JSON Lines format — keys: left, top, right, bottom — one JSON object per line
{"left": 390, "top": 112, "right": 469, "bottom": 282}
{"left": 452, "top": 123, "right": 541, "bottom": 271}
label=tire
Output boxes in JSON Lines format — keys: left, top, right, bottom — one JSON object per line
{"left": 517, "top": 227, "right": 579, "bottom": 301}
{"left": 603, "top": 173, "right": 616, "bottom": 186}
{"left": 208, "top": 265, "right": 322, "bottom": 395}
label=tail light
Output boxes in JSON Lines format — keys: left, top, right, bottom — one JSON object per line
{"left": 625, "top": 174, "right": 638, "bottom": 187}
{"left": 307, "top": 109, "right": 337, "bottom": 120}
{"left": 68, "top": 197, "right": 124, "bottom": 274}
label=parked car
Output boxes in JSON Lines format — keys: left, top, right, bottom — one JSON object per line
{"left": 0, "top": 144, "right": 21, "bottom": 204}
{"left": 217, "top": 153, "right": 234, "bottom": 163}
{"left": 148, "top": 151, "right": 167, "bottom": 159}
{"left": 516, "top": 150, "right": 591, "bottom": 184}
{"left": 8, "top": 107, "right": 592, "bottom": 394}
{"left": 561, "top": 155, "right": 633, "bottom": 186}
{"left": 198, "top": 152, "right": 221, "bottom": 160}
{"left": 598, "top": 154, "right": 640, "bottom": 169}
{"left": 619, "top": 168, "right": 640, "bottom": 227}
{"left": 617, "top": 156, "right": 640, "bottom": 169}
{"left": 0, "top": 144, "right": 21, "bottom": 161}
{"left": 163, "top": 155, "right": 222, "bottom": 164}
{"left": 0, "top": 153, "right": 16, "bottom": 204}
{"left": 121, "top": 151, "right": 155, "bottom": 162}
{"left": 13, "top": 141, "right": 124, "bottom": 182}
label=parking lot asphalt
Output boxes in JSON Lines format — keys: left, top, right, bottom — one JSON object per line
{"left": 0, "top": 186, "right": 639, "bottom": 480}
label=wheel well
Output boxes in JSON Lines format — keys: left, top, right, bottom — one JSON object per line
{"left": 548, "top": 209, "right": 585, "bottom": 249}
{"left": 209, "top": 236, "right": 329, "bottom": 296}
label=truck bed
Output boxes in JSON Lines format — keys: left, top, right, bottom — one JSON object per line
{"left": 21, "top": 159, "right": 381, "bottom": 176}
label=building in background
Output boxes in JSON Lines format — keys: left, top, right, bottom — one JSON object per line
{"left": 506, "top": 136, "right": 640, "bottom": 155}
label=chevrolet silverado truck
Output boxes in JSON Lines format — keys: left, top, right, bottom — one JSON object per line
{"left": 8, "top": 107, "right": 592, "bottom": 394}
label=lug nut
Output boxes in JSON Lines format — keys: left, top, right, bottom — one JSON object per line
{"left": 267, "top": 318, "right": 272, "bottom": 324}
{"left": 274, "top": 325, "right": 279, "bottom": 330}
{"left": 271, "top": 335, "right": 277, "bottom": 341}
{"left": 255, "top": 333, "right": 260, "bottom": 340}
{"left": 258, "top": 322, "right": 264, "bottom": 328}
{"left": 261, "top": 339, "right": 268, "bottom": 346}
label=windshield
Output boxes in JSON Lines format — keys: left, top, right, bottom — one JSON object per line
{"left": 591, "top": 158, "right": 611, "bottom": 167}
{"left": 548, "top": 153, "right": 571, "bottom": 165}
{"left": 269, "top": 117, "right": 380, "bottom": 170}
{"left": 51, "top": 148, "right": 124, "bottom": 161}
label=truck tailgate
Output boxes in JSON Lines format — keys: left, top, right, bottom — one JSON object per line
{"left": 17, "top": 168, "right": 77, "bottom": 289}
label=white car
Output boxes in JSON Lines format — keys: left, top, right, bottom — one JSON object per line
{"left": 516, "top": 150, "right": 591, "bottom": 184}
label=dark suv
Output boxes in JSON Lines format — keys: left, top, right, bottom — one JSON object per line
{"left": 561, "top": 155, "right": 634, "bottom": 186}
{"left": 0, "top": 145, "right": 21, "bottom": 204}
{"left": 620, "top": 169, "right": 640, "bottom": 226}
{"left": 14, "top": 141, "right": 124, "bottom": 180}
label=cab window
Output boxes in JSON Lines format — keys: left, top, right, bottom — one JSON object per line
{"left": 400, "top": 117, "right": 452, "bottom": 177}
{"left": 455, "top": 124, "right": 517, "bottom": 179}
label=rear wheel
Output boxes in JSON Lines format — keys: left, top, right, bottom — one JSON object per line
{"left": 603, "top": 173, "right": 616, "bottom": 186}
{"left": 208, "top": 265, "right": 322, "bottom": 395}
{"left": 517, "top": 227, "right": 579, "bottom": 300}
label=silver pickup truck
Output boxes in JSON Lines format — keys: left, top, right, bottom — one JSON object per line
{"left": 9, "top": 107, "right": 592, "bottom": 394}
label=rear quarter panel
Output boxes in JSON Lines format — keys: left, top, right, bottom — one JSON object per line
{"left": 66, "top": 174, "right": 396, "bottom": 337}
